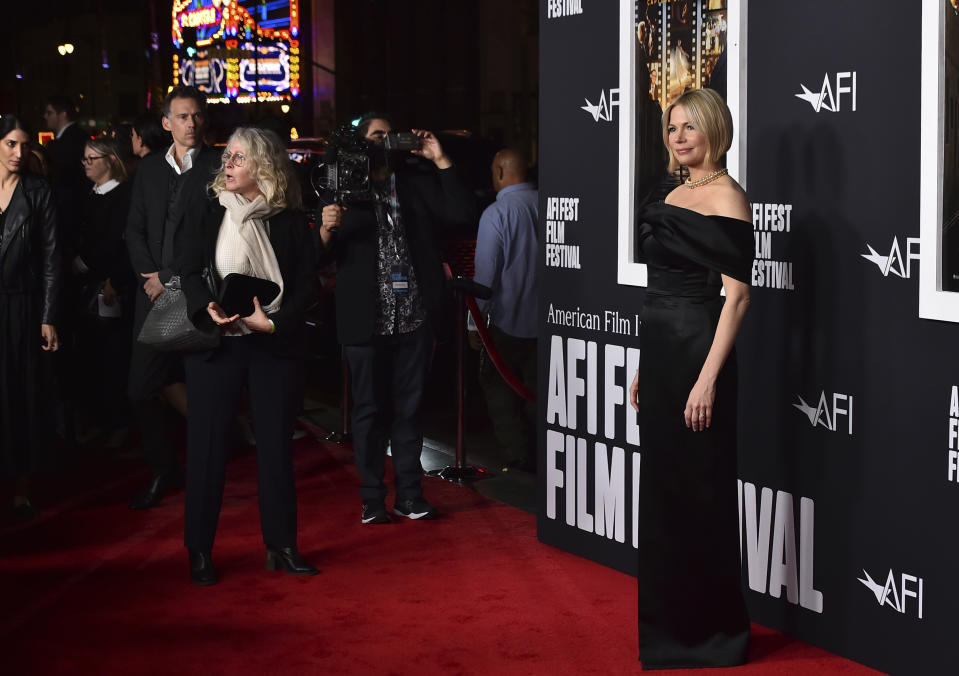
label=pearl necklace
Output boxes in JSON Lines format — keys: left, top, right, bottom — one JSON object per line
{"left": 685, "top": 167, "right": 728, "bottom": 188}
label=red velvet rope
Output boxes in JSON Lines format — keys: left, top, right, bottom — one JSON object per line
{"left": 464, "top": 295, "right": 536, "bottom": 402}
{"left": 439, "top": 262, "right": 536, "bottom": 402}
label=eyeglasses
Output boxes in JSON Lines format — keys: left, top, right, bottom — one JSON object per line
{"left": 81, "top": 155, "right": 104, "bottom": 165}
{"left": 221, "top": 152, "right": 246, "bottom": 167}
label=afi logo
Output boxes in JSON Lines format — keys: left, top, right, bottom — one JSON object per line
{"left": 795, "top": 72, "right": 857, "bottom": 112}
{"left": 861, "top": 237, "right": 920, "bottom": 278}
{"left": 581, "top": 88, "right": 619, "bottom": 122}
{"left": 793, "top": 392, "right": 853, "bottom": 434}
{"left": 858, "top": 568, "right": 924, "bottom": 619}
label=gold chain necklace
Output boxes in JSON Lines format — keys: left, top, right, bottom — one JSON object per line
{"left": 685, "top": 167, "right": 728, "bottom": 189}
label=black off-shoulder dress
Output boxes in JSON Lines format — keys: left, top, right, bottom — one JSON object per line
{"left": 636, "top": 202, "right": 753, "bottom": 669}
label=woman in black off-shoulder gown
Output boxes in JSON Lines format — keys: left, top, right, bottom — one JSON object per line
{"left": 630, "top": 88, "right": 753, "bottom": 669}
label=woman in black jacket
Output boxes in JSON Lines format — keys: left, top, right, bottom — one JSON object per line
{"left": 0, "top": 115, "right": 61, "bottom": 521}
{"left": 180, "top": 126, "right": 317, "bottom": 585}
{"left": 72, "top": 137, "right": 133, "bottom": 445}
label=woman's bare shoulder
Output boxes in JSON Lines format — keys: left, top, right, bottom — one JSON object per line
{"left": 663, "top": 184, "right": 682, "bottom": 206}
{"left": 708, "top": 181, "right": 751, "bottom": 223}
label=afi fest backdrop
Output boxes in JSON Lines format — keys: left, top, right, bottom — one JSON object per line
{"left": 536, "top": 1, "right": 957, "bottom": 673}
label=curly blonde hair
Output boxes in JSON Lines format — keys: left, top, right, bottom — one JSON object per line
{"left": 208, "top": 126, "right": 301, "bottom": 209}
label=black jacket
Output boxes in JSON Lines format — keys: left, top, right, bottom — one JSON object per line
{"left": 318, "top": 165, "right": 476, "bottom": 345}
{"left": 0, "top": 173, "right": 61, "bottom": 324}
{"left": 77, "top": 182, "right": 134, "bottom": 291}
{"left": 125, "top": 146, "right": 221, "bottom": 287}
{"left": 181, "top": 200, "right": 317, "bottom": 359}
{"left": 48, "top": 123, "right": 89, "bottom": 191}
{"left": 48, "top": 123, "right": 92, "bottom": 254}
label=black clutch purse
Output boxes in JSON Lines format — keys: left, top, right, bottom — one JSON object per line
{"left": 219, "top": 273, "right": 280, "bottom": 317}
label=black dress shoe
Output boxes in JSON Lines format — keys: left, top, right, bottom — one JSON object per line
{"left": 12, "top": 501, "right": 38, "bottom": 523}
{"left": 129, "top": 472, "right": 180, "bottom": 510}
{"left": 265, "top": 546, "right": 319, "bottom": 575}
{"left": 189, "top": 550, "right": 218, "bottom": 586}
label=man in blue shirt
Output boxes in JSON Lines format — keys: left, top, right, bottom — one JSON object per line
{"left": 470, "top": 148, "right": 538, "bottom": 471}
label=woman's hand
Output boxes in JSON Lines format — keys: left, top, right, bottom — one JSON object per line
{"left": 684, "top": 377, "right": 716, "bottom": 432}
{"left": 240, "top": 297, "right": 273, "bottom": 333}
{"left": 41, "top": 324, "right": 59, "bottom": 352}
{"left": 207, "top": 301, "right": 240, "bottom": 330}
{"left": 629, "top": 369, "right": 640, "bottom": 412}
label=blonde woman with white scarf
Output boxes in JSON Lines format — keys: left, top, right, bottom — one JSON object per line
{"left": 179, "top": 127, "right": 317, "bottom": 586}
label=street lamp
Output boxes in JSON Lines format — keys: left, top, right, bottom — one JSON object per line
{"left": 57, "top": 43, "right": 74, "bottom": 55}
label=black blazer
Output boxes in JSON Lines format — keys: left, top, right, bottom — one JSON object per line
{"left": 125, "top": 146, "right": 221, "bottom": 286}
{"left": 49, "top": 123, "right": 90, "bottom": 191}
{"left": 77, "top": 182, "right": 133, "bottom": 290}
{"left": 48, "top": 123, "right": 92, "bottom": 254}
{"left": 0, "top": 173, "right": 61, "bottom": 324}
{"left": 317, "top": 165, "right": 476, "bottom": 345}
{"left": 181, "top": 200, "right": 317, "bottom": 359}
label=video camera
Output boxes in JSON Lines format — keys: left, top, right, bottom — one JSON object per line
{"left": 313, "top": 124, "right": 422, "bottom": 204}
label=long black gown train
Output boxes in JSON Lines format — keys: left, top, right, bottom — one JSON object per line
{"left": 636, "top": 202, "right": 753, "bottom": 669}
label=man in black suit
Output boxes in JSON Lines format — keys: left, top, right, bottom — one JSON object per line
{"left": 319, "top": 114, "right": 476, "bottom": 524}
{"left": 42, "top": 96, "right": 90, "bottom": 219}
{"left": 42, "top": 97, "right": 91, "bottom": 441}
{"left": 125, "top": 86, "right": 221, "bottom": 509}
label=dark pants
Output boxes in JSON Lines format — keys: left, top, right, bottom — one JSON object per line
{"left": 183, "top": 336, "right": 300, "bottom": 552}
{"left": 77, "top": 311, "right": 132, "bottom": 431}
{"left": 344, "top": 324, "right": 432, "bottom": 503}
{"left": 479, "top": 327, "right": 537, "bottom": 468}
{"left": 129, "top": 293, "right": 183, "bottom": 478}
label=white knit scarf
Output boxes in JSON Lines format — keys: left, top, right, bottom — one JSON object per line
{"left": 216, "top": 191, "right": 285, "bottom": 314}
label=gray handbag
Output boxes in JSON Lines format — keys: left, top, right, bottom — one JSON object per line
{"left": 137, "top": 275, "right": 220, "bottom": 352}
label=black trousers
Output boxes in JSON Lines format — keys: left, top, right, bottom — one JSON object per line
{"left": 344, "top": 324, "right": 432, "bottom": 503}
{"left": 183, "top": 336, "right": 300, "bottom": 552}
{"left": 479, "top": 327, "right": 537, "bottom": 467}
{"left": 129, "top": 293, "right": 183, "bottom": 478}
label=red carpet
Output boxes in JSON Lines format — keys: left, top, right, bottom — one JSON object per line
{"left": 1, "top": 436, "right": 883, "bottom": 675}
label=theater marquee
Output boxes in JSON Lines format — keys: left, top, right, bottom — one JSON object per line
{"left": 171, "top": 0, "right": 301, "bottom": 104}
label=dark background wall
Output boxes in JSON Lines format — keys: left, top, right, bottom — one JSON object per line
{"left": 0, "top": 0, "right": 538, "bottom": 156}
{"left": 334, "top": 0, "right": 538, "bottom": 155}
{"left": 537, "top": 2, "right": 953, "bottom": 674}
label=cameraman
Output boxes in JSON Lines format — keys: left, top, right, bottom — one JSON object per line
{"left": 319, "top": 113, "right": 475, "bottom": 524}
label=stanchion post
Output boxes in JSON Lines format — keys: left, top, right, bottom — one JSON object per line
{"left": 455, "top": 288, "right": 466, "bottom": 469}
{"left": 324, "top": 347, "right": 352, "bottom": 443}
{"left": 426, "top": 281, "right": 488, "bottom": 483}
{"left": 341, "top": 351, "right": 351, "bottom": 437}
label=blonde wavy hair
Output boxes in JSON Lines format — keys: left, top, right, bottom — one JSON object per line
{"left": 661, "top": 88, "right": 733, "bottom": 173}
{"left": 208, "top": 126, "right": 301, "bottom": 209}
{"left": 86, "top": 137, "right": 128, "bottom": 182}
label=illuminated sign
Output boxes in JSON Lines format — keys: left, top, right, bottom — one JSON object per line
{"left": 171, "top": 0, "right": 300, "bottom": 103}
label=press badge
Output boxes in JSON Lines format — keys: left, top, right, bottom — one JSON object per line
{"left": 391, "top": 264, "right": 410, "bottom": 294}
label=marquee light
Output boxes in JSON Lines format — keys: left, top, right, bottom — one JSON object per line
{"left": 181, "top": 6, "right": 218, "bottom": 29}
{"left": 172, "top": 0, "right": 300, "bottom": 104}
